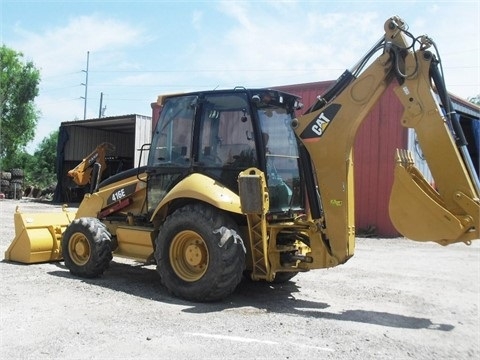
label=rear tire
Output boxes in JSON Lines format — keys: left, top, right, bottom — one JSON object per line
{"left": 62, "top": 217, "right": 112, "bottom": 278}
{"left": 155, "top": 204, "right": 245, "bottom": 302}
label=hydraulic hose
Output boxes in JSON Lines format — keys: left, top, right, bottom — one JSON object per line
{"left": 429, "top": 55, "right": 480, "bottom": 195}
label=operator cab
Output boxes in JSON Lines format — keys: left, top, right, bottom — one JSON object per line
{"left": 147, "top": 88, "right": 305, "bottom": 219}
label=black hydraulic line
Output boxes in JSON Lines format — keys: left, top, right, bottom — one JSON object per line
{"left": 298, "top": 144, "right": 322, "bottom": 220}
{"left": 306, "top": 70, "right": 356, "bottom": 113}
{"left": 90, "top": 162, "right": 101, "bottom": 194}
{"left": 429, "top": 57, "right": 468, "bottom": 147}
{"left": 429, "top": 53, "right": 480, "bottom": 194}
{"left": 305, "top": 37, "right": 386, "bottom": 115}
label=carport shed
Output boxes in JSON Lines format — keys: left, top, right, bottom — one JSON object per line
{"left": 53, "top": 114, "right": 151, "bottom": 202}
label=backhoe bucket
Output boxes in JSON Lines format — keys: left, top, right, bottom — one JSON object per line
{"left": 4, "top": 207, "right": 76, "bottom": 264}
{"left": 389, "top": 150, "right": 478, "bottom": 245}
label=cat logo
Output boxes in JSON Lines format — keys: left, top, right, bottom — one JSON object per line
{"left": 311, "top": 112, "right": 331, "bottom": 136}
{"left": 299, "top": 103, "right": 341, "bottom": 140}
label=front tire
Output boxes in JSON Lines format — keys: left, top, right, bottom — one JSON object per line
{"left": 62, "top": 217, "right": 113, "bottom": 278}
{"left": 155, "top": 204, "right": 245, "bottom": 302}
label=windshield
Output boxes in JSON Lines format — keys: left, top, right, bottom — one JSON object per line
{"left": 257, "top": 104, "right": 302, "bottom": 214}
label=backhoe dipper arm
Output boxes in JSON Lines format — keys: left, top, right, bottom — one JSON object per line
{"left": 292, "top": 16, "right": 479, "bottom": 263}
{"left": 67, "top": 142, "right": 115, "bottom": 186}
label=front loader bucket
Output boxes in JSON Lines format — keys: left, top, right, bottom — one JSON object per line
{"left": 4, "top": 206, "right": 76, "bottom": 264}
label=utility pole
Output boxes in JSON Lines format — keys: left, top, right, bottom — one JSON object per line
{"left": 99, "top": 92, "right": 106, "bottom": 117}
{"left": 99, "top": 92, "right": 103, "bottom": 117}
{"left": 81, "top": 51, "right": 90, "bottom": 120}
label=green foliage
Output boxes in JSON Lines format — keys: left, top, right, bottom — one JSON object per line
{"left": 0, "top": 130, "right": 58, "bottom": 190}
{"left": 29, "top": 130, "right": 58, "bottom": 188}
{"left": 1, "top": 45, "right": 56, "bottom": 190}
{"left": 0, "top": 45, "right": 41, "bottom": 170}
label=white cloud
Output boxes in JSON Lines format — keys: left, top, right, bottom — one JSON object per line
{"left": 194, "top": 1, "right": 478, "bottom": 98}
{"left": 5, "top": 1, "right": 477, "bottom": 154}
{"left": 192, "top": 3, "right": 384, "bottom": 88}
{"left": 7, "top": 14, "right": 148, "bottom": 152}
{"left": 11, "top": 14, "right": 145, "bottom": 77}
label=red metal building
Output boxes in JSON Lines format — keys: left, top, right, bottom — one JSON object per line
{"left": 274, "top": 81, "right": 406, "bottom": 237}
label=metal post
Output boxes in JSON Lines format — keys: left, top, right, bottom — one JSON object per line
{"left": 99, "top": 92, "right": 103, "bottom": 118}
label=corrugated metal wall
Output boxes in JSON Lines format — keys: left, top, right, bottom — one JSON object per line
{"left": 134, "top": 115, "right": 153, "bottom": 166}
{"left": 275, "top": 81, "right": 407, "bottom": 237}
{"left": 354, "top": 85, "right": 407, "bottom": 236}
{"left": 63, "top": 115, "right": 152, "bottom": 165}
{"left": 64, "top": 126, "right": 133, "bottom": 161}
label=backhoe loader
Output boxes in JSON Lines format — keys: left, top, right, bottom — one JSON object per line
{"left": 5, "top": 16, "right": 479, "bottom": 302}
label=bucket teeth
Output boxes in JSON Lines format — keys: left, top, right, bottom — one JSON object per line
{"left": 395, "top": 149, "right": 414, "bottom": 168}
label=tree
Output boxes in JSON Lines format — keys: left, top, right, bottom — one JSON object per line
{"left": 0, "top": 45, "right": 41, "bottom": 170}
{"left": 29, "top": 130, "right": 58, "bottom": 188}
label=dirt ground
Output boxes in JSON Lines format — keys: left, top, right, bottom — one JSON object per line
{"left": 0, "top": 199, "right": 479, "bottom": 360}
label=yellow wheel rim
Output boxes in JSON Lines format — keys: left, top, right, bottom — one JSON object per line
{"left": 68, "top": 232, "right": 91, "bottom": 266}
{"left": 169, "top": 230, "right": 209, "bottom": 282}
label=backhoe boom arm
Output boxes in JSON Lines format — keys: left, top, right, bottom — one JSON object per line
{"left": 293, "top": 17, "right": 479, "bottom": 263}
{"left": 67, "top": 142, "right": 115, "bottom": 187}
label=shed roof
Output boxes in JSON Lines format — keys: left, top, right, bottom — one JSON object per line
{"left": 449, "top": 94, "right": 480, "bottom": 119}
{"left": 60, "top": 114, "right": 151, "bottom": 134}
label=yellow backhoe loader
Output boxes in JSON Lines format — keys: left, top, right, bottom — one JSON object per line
{"left": 5, "top": 16, "right": 479, "bottom": 301}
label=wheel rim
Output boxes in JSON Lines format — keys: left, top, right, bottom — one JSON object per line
{"left": 169, "top": 230, "right": 209, "bottom": 282}
{"left": 68, "top": 232, "right": 91, "bottom": 266}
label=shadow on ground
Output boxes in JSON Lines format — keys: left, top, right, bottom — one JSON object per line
{"left": 34, "top": 259, "right": 455, "bottom": 332}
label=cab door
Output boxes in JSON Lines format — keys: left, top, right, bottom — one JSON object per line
{"left": 147, "top": 95, "right": 197, "bottom": 212}
{"left": 196, "top": 92, "right": 257, "bottom": 192}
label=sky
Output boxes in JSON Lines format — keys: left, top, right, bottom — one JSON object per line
{"left": 1, "top": 0, "right": 479, "bottom": 153}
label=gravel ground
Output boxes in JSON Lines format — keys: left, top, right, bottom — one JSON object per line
{"left": 0, "top": 199, "right": 479, "bottom": 359}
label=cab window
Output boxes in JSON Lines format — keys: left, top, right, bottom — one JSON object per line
{"left": 149, "top": 95, "right": 196, "bottom": 166}
{"left": 198, "top": 93, "right": 257, "bottom": 168}
{"left": 197, "top": 93, "right": 257, "bottom": 190}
